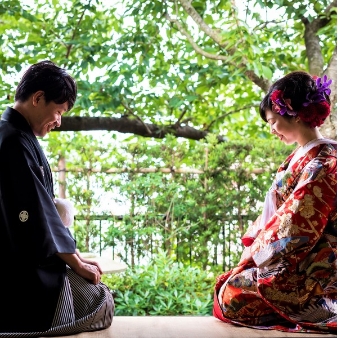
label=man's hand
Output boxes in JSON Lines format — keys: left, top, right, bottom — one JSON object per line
{"left": 56, "top": 252, "right": 102, "bottom": 284}
{"left": 74, "top": 262, "right": 102, "bottom": 284}
{"left": 75, "top": 249, "right": 103, "bottom": 274}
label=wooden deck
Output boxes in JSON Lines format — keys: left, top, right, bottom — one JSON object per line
{"left": 41, "top": 316, "right": 337, "bottom": 338}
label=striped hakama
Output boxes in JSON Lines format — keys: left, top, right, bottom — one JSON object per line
{"left": 0, "top": 267, "right": 114, "bottom": 337}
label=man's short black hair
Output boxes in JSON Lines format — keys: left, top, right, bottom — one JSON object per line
{"left": 15, "top": 60, "right": 77, "bottom": 111}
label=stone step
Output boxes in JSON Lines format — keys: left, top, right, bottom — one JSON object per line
{"left": 41, "top": 316, "right": 337, "bottom": 338}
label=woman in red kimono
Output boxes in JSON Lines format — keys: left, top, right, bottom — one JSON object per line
{"left": 214, "top": 71, "right": 336, "bottom": 333}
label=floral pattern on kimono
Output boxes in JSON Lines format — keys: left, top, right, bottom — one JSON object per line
{"left": 214, "top": 141, "right": 337, "bottom": 333}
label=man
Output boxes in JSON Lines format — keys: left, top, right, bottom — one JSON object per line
{"left": 0, "top": 61, "right": 113, "bottom": 335}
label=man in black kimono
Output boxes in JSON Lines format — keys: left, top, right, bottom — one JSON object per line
{"left": 0, "top": 61, "right": 113, "bottom": 335}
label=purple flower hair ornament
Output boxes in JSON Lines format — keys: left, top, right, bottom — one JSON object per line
{"left": 303, "top": 75, "right": 332, "bottom": 107}
{"left": 270, "top": 90, "right": 297, "bottom": 116}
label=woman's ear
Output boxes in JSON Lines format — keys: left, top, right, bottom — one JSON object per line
{"left": 284, "top": 98, "right": 293, "bottom": 111}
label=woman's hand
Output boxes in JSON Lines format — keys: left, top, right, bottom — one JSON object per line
{"left": 238, "top": 246, "right": 253, "bottom": 266}
{"left": 230, "top": 264, "right": 245, "bottom": 277}
{"left": 229, "top": 247, "right": 254, "bottom": 278}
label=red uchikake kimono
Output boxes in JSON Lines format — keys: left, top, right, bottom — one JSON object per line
{"left": 214, "top": 139, "right": 337, "bottom": 333}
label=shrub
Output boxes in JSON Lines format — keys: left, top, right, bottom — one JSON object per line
{"left": 102, "top": 250, "right": 215, "bottom": 315}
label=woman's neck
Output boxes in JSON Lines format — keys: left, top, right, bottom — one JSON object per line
{"left": 298, "top": 128, "right": 323, "bottom": 147}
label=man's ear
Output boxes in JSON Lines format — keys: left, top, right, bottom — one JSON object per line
{"left": 32, "top": 91, "right": 44, "bottom": 106}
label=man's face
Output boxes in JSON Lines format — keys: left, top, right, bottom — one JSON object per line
{"left": 32, "top": 94, "right": 68, "bottom": 137}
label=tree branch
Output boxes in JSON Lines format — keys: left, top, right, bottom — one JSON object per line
{"left": 65, "top": 4, "right": 88, "bottom": 58}
{"left": 54, "top": 116, "right": 227, "bottom": 142}
{"left": 177, "top": 0, "right": 228, "bottom": 48}
{"left": 120, "top": 100, "right": 153, "bottom": 135}
{"left": 164, "top": 12, "right": 229, "bottom": 61}
{"left": 165, "top": 3, "right": 271, "bottom": 91}
{"left": 205, "top": 105, "right": 257, "bottom": 130}
{"left": 175, "top": 108, "right": 188, "bottom": 126}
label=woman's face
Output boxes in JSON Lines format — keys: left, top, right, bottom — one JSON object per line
{"left": 265, "top": 109, "right": 299, "bottom": 145}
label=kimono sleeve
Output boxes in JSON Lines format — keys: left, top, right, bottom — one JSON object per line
{"left": 250, "top": 154, "right": 337, "bottom": 268}
{"left": 0, "top": 132, "right": 76, "bottom": 265}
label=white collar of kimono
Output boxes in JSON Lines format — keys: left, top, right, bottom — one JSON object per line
{"left": 289, "top": 138, "right": 336, "bottom": 169}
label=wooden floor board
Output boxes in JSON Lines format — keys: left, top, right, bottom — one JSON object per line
{"left": 40, "top": 316, "right": 337, "bottom": 338}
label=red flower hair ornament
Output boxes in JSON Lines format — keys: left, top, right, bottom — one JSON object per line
{"left": 270, "top": 75, "right": 332, "bottom": 128}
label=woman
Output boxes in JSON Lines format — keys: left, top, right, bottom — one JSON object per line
{"left": 213, "top": 71, "right": 336, "bottom": 333}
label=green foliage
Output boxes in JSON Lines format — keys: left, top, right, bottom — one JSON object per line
{"left": 102, "top": 251, "right": 215, "bottom": 315}
{"left": 42, "top": 133, "right": 292, "bottom": 269}
{"left": 0, "top": 0, "right": 334, "bottom": 315}
{"left": 0, "top": 0, "right": 335, "bottom": 139}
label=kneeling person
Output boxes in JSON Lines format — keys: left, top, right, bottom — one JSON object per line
{"left": 0, "top": 61, "right": 114, "bottom": 336}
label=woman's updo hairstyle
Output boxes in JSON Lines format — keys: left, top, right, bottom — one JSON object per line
{"left": 259, "top": 71, "right": 331, "bottom": 128}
